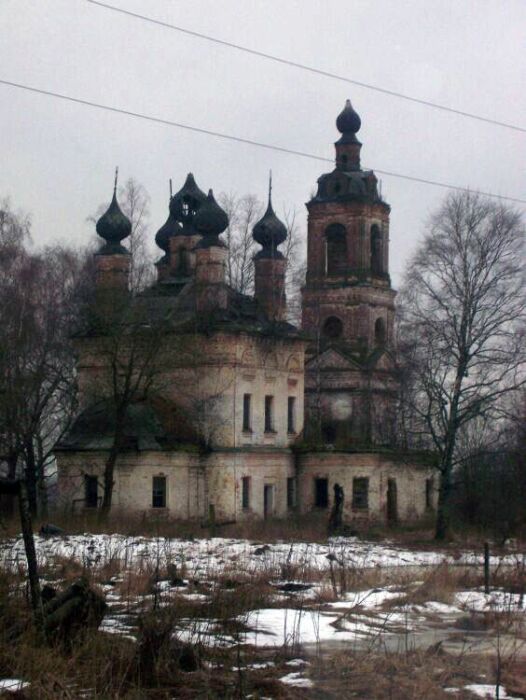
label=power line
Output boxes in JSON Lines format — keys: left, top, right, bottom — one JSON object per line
{"left": 85, "top": 0, "right": 526, "bottom": 135}
{"left": 1, "top": 77, "right": 524, "bottom": 205}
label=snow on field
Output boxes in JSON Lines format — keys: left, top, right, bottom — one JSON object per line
{"left": 0, "top": 679, "right": 30, "bottom": 692}
{"left": 1, "top": 533, "right": 523, "bottom": 574}
{"left": 460, "top": 684, "right": 522, "bottom": 699}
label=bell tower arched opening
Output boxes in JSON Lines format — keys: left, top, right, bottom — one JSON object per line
{"left": 323, "top": 316, "right": 343, "bottom": 339}
{"left": 371, "top": 225, "right": 382, "bottom": 274}
{"left": 325, "top": 223, "right": 347, "bottom": 276}
{"left": 374, "top": 317, "right": 387, "bottom": 346}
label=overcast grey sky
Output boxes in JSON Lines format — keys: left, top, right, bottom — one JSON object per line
{"left": 1, "top": 0, "right": 524, "bottom": 285}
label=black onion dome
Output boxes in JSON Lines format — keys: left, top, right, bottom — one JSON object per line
{"left": 170, "top": 173, "right": 207, "bottom": 223}
{"left": 155, "top": 209, "right": 181, "bottom": 254}
{"left": 253, "top": 192, "right": 287, "bottom": 259}
{"left": 96, "top": 189, "right": 132, "bottom": 254}
{"left": 336, "top": 99, "right": 361, "bottom": 135}
{"left": 194, "top": 190, "right": 228, "bottom": 247}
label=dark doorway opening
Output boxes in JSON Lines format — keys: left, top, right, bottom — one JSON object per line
{"left": 84, "top": 475, "right": 99, "bottom": 508}
{"left": 387, "top": 478, "right": 398, "bottom": 524}
{"left": 315, "top": 478, "right": 329, "bottom": 508}
{"left": 264, "top": 484, "right": 274, "bottom": 518}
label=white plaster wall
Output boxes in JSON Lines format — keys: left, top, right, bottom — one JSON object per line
{"left": 297, "top": 452, "right": 436, "bottom": 523}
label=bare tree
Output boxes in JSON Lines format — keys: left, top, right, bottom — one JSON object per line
{"left": 398, "top": 191, "right": 525, "bottom": 540}
{"left": 219, "top": 192, "right": 262, "bottom": 295}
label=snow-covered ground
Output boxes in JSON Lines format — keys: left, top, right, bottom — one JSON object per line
{"left": 1, "top": 533, "right": 523, "bottom": 574}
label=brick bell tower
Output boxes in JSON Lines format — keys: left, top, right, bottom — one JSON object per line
{"left": 302, "top": 100, "right": 398, "bottom": 446}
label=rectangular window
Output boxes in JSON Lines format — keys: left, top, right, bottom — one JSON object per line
{"left": 352, "top": 477, "right": 369, "bottom": 510}
{"left": 264, "top": 395, "right": 274, "bottom": 433}
{"left": 242, "top": 393, "right": 251, "bottom": 432}
{"left": 287, "top": 397, "right": 296, "bottom": 433}
{"left": 314, "top": 477, "right": 329, "bottom": 508}
{"left": 242, "top": 476, "right": 251, "bottom": 510}
{"left": 84, "top": 475, "right": 98, "bottom": 508}
{"left": 152, "top": 476, "right": 167, "bottom": 508}
{"left": 287, "top": 477, "right": 296, "bottom": 509}
{"left": 426, "top": 478, "right": 434, "bottom": 510}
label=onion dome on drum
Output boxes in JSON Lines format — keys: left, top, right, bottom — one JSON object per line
{"left": 169, "top": 173, "right": 207, "bottom": 226}
{"left": 193, "top": 190, "right": 229, "bottom": 248}
{"left": 95, "top": 174, "right": 132, "bottom": 254}
{"left": 155, "top": 203, "right": 181, "bottom": 257}
{"left": 252, "top": 176, "right": 287, "bottom": 260}
{"left": 336, "top": 99, "right": 361, "bottom": 139}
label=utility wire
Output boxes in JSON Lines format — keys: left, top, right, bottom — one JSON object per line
{"left": 1, "top": 77, "right": 524, "bottom": 205}
{"left": 85, "top": 0, "right": 526, "bottom": 135}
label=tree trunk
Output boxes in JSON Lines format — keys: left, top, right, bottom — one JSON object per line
{"left": 18, "top": 480, "right": 44, "bottom": 636}
{"left": 100, "top": 444, "right": 119, "bottom": 513}
{"left": 24, "top": 440, "right": 38, "bottom": 516}
{"left": 435, "top": 466, "right": 452, "bottom": 540}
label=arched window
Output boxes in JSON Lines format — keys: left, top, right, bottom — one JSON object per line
{"left": 323, "top": 316, "right": 343, "bottom": 339}
{"left": 374, "top": 317, "right": 386, "bottom": 346}
{"left": 370, "top": 225, "right": 382, "bottom": 274}
{"left": 325, "top": 223, "right": 347, "bottom": 275}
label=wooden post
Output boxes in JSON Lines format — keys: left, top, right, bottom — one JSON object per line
{"left": 484, "top": 541, "right": 490, "bottom": 594}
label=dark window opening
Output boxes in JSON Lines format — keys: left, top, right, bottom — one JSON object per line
{"left": 371, "top": 225, "right": 382, "bottom": 274}
{"left": 152, "top": 476, "right": 167, "bottom": 509}
{"left": 264, "top": 395, "right": 274, "bottom": 433}
{"left": 84, "top": 475, "right": 98, "bottom": 508}
{"left": 426, "top": 478, "right": 434, "bottom": 510}
{"left": 242, "top": 393, "right": 252, "bottom": 432}
{"left": 315, "top": 477, "right": 329, "bottom": 508}
{"left": 374, "top": 318, "right": 387, "bottom": 346}
{"left": 341, "top": 154, "right": 348, "bottom": 166}
{"left": 287, "top": 477, "right": 296, "bottom": 509}
{"left": 242, "top": 476, "right": 250, "bottom": 510}
{"left": 387, "top": 478, "right": 398, "bottom": 523}
{"left": 287, "top": 397, "right": 296, "bottom": 433}
{"left": 325, "top": 223, "right": 347, "bottom": 275}
{"left": 323, "top": 316, "right": 343, "bottom": 339}
{"left": 322, "top": 423, "right": 337, "bottom": 444}
{"left": 352, "top": 477, "right": 369, "bottom": 509}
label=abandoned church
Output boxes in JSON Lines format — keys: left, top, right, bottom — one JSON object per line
{"left": 56, "top": 100, "right": 435, "bottom": 524}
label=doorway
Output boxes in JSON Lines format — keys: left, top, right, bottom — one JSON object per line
{"left": 387, "top": 478, "right": 398, "bottom": 524}
{"left": 314, "top": 478, "right": 329, "bottom": 508}
{"left": 264, "top": 484, "right": 274, "bottom": 519}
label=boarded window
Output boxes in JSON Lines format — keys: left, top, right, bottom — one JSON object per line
{"left": 352, "top": 477, "right": 369, "bottom": 509}
{"left": 287, "top": 397, "right": 296, "bottom": 433}
{"left": 264, "top": 395, "right": 274, "bottom": 432}
{"left": 426, "top": 478, "right": 434, "bottom": 509}
{"left": 315, "top": 478, "right": 329, "bottom": 508}
{"left": 242, "top": 393, "right": 251, "bottom": 432}
{"left": 325, "top": 224, "right": 347, "bottom": 275}
{"left": 84, "top": 475, "right": 98, "bottom": 508}
{"left": 152, "top": 476, "right": 167, "bottom": 508}
{"left": 287, "top": 477, "right": 296, "bottom": 509}
{"left": 242, "top": 476, "right": 250, "bottom": 509}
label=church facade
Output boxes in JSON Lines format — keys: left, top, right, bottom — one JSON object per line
{"left": 56, "top": 101, "right": 435, "bottom": 525}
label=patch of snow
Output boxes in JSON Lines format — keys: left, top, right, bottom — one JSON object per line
{"left": 456, "top": 590, "right": 525, "bottom": 612}
{"left": 329, "top": 587, "right": 402, "bottom": 610}
{"left": 0, "top": 679, "right": 30, "bottom": 692}
{"left": 464, "top": 683, "right": 522, "bottom": 699}
{"left": 285, "top": 658, "right": 310, "bottom": 667}
{"left": 240, "top": 608, "right": 362, "bottom": 647}
{"left": 279, "top": 672, "right": 313, "bottom": 688}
